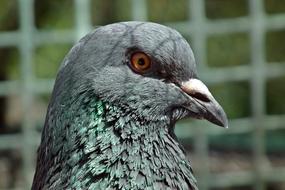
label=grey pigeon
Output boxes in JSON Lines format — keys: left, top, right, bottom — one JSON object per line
{"left": 32, "top": 21, "right": 228, "bottom": 190}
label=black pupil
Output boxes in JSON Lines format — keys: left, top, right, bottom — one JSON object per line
{"left": 138, "top": 58, "right": 145, "bottom": 66}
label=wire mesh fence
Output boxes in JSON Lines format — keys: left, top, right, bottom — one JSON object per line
{"left": 0, "top": 0, "right": 285, "bottom": 189}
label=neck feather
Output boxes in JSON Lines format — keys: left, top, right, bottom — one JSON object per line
{"left": 33, "top": 93, "right": 198, "bottom": 190}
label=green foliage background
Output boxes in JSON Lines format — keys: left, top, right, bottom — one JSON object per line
{"left": 0, "top": 1, "right": 285, "bottom": 189}
{"left": 0, "top": 0, "right": 285, "bottom": 189}
{"left": 1, "top": 0, "right": 285, "bottom": 151}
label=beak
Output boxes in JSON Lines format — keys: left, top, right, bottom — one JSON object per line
{"left": 180, "top": 79, "right": 228, "bottom": 128}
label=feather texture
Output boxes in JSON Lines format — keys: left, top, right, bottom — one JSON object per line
{"left": 33, "top": 91, "right": 197, "bottom": 189}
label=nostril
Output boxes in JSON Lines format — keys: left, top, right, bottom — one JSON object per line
{"left": 180, "top": 79, "right": 213, "bottom": 103}
{"left": 190, "top": 92, "right": 211, "bottom": 102}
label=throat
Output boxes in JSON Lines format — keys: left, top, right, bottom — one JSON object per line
{"left": 45, "top": 96, "right": 197, "bottom": 189}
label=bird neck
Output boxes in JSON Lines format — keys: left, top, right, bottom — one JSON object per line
{"left": 37, "top": 92, "right": 198, "bottom": 189}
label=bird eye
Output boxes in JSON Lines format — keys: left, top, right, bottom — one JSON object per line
{"left": 130, "top": 52, "right": 151, "bottom": 73}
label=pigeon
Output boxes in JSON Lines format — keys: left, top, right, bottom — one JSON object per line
{"left": 32, "top": 21, "right": 228, "bottom": 190}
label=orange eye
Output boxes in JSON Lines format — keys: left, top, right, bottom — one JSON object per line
{"left": 130, "top": 52, "right": 151, "bottom": 73}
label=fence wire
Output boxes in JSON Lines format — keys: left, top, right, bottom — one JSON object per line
{"left": 0, "top": 0, "right": 285, "bottom": 189}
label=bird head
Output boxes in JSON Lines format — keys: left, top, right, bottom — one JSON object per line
{"left": 58, "top": 21, "right": 228, "bottom": 128}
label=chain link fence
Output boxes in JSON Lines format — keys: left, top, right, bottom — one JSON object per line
{"left": 0, "top": 0, "right": 285, "bottom": 189}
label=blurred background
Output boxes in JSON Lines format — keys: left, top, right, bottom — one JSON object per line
{"left": 0, "top": 0, "right": 285, "bottom": 189}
